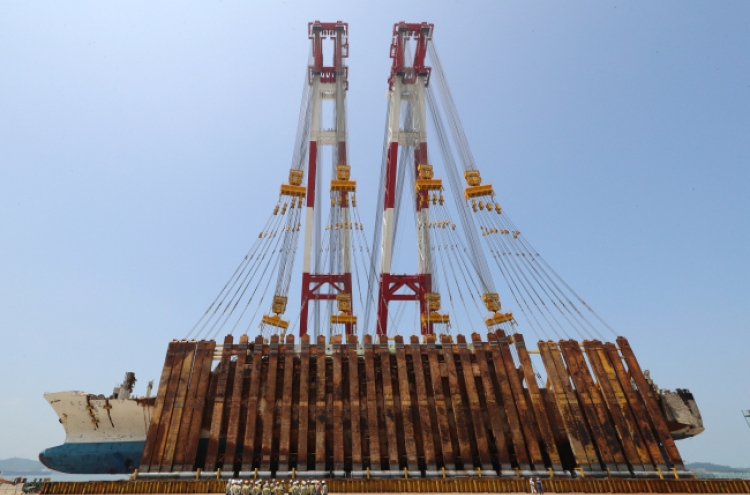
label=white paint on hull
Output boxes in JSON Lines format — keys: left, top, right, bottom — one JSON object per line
{"left": 45, "top": 391, "right": 153, "bottom": 444}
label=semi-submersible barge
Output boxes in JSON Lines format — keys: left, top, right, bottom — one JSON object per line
{"left": 40, "top": 21, "right": 703, "bottom": 478}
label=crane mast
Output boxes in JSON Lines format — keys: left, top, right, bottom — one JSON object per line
{"left": 376, "top": 22, "right": 447, "bottom": 336}
{"left": 300, "top": 21, "right": 355, "bottom": 337}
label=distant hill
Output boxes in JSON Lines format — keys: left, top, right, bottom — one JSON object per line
{"left": 686, "top": 462, "right": 750, "bottom": 473}
{"left": 0, "top": 458, "right": 51, "bottom": 475}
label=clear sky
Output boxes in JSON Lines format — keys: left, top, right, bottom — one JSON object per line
{"left": 1, "top": 1, "right": 749, "bottom": 468}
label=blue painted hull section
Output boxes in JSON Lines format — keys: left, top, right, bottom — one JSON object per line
{"left": 39, "top": 441, "right": 145, "bottom": 474}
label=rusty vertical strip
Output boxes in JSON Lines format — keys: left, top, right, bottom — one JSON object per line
{"left": 547, "top": 341, "right": 600, "bottom": 471}
{"left": 182, "top": 340, "right": 216, "bottom": 472}
{"left": 425, "top": 339, "right": 454, "bottom": 469}
{"left": 332, "top": 340, "right": 345, "bottom": 472}
{"left": 205, "top": 336, "right": 234, "bottom": 472}
{"left": 475, "top": 337, "right": 511, "bottom": 471}
{"left": 140, "top": 341, "right": 178, "bottom": 471}
{"left": 538, "top": 341, "right": 592, "bottom": 471}
{"left": 497, "top": 331, "right": 544, "bottom": 469}
{"left": 152, "top": 341, "right": 189, "bottom": 472}
{"left": 440, "top": 336, "right": 473, "bottom": 469}
{"left": 604, "top": 342, "right": 664, "bottom": 470}
{"left": 569, "top": 340, "right": 627, "bottom": 471}
{"left": 297, "top": 335, "right": 310, "bottom": 471}
{"left": 315, "top": 335, "right": 327, "bottom": 471}
{"left": 618, "top": 337, "right": 685, "bottom": 470}
{"left": 260, "top": 335, "right": 280, "bottom": 471}
{"left": 172, "top": 341, "right": 204, "bottom": 472}
{"left": 596, "top": 341, "right": 661, "bottom": 471}
{"left": 584, "top": 340, "right": 645, "bottom": 472}
{"left": 279, "top": 335, "right": 296, "bottom": 470}
{"left": 240, "top": 336, "right": 265, "bottom": 471}
{"left": 512, "top": 333, "right": 561, "bottom": 471}
{"left": 394, "top": 336, "right": 418, "bottom": 470}
{"left": 558, "top": 340, "right": 616, "bottom": 471}
{"left": 456, "top": 335, "right": 491, "bottom": 470}
{"left": 486, "top": 333, "right": 530, "bottom": 470}
{"left": 606, "top": 341, "right": 667, "bottom": 470}
{"left": 161, "top": 340, "right": 195, "bottom": 471}
{"left": 377, "top": 335, "right": 399, "bottom": 471}
{"left": 347, "top": 337, "right": 363, "bottom": 471}
{"left": 410, "top": 337, "right": 436, "bottom": 471}
{"left": 364, "top": 336, "right": 381, "bottom": 470}
{"left": 223, "top": 338, "right": 248, "bottom": 472}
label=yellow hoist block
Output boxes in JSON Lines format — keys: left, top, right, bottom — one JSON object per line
{"left": 273, "top": 205, "right": 279, "bottom": 215}
{"left": 465, "top": 183, "right": 495, "bottom": 199}
{"left": 464, "top": 170, "right": 482, "bottom": 187}
{"left": 495, "top": 203, "right": 502, "bottom": 214}
{"left": 418, "top": 164, "right": 434, "bottom": 180}
{"left": 336, "top": 164, "right": 351, "bottom": 180}
{"left": 352, "top": 195, "right": 357, "bottom": 207}
{"left": 416, "top": 179, "right": 443, "bottom": 192}
{"left": 280, "top": 184, "right": 306, "bottom": 197}
{"left": 272, "top": 295, "right": 288, "bottom": 315}
{"left": 261, "top": 314, "right": 289, "bottom": 330}
{"left": 485, "top": 311, "right": 514, "bottom": 327}
{"left": 330, "top": 180, "right": 356, "bottom": 192}
{"left": 330, "top": 313, "right": 357, "bottom": 326}
{"left": 424, "top": 292, "right": 442, "bottom": 312}
{"left": 421, "top": 312, "right": 450, "bottom": 325}
{"left": 336, "top": 293, "right": 352, "bottom": 312}
{"left": 482, "top": 293, "right": 501, "bottom": 313}
{"left": 288, "top": 169, "right": 304, "bottom": 186}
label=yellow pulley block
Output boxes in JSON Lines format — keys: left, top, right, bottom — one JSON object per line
{"left": 425, "top": 292, "right": 442, "bottom": 312}
{"left": 261, "top": 314, "right": 289, "bottom": 330}
{"left": 280, "top": 184, "right": 306, "bottom": 197}
{"left": 482, "top": 293, "right": 501, "bottom": 313}
{"left": 418, "top": 164, "right": 434, "bottom": 179}
{"left": 415, "top": 178, "right": 443, "bottom": 192}
{"left": 485, "top": 311, "right": 514, "bottom": 327}
{"left": 330, "top": 313, "right": 357, "bottom": 326}
{"left": 336, "top": 164, "right": 351, "bottom": 180}
{"left": 288, "top": 169, "right": 304, "bottom": 186}
{"left": 421, "top": 312, "right": 450, "bottom": 325}
{"left": 272, "top": 296, "right": 288, "bottom": 315}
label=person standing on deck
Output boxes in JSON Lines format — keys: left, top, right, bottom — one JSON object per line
{"left": 529, "top": 477, "right": 538, "bottom": 494}
{"left": 536, "top": 478, "right": 544, "bottom": 494}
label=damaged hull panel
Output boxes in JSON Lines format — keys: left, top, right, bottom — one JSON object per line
{"left": 39, "top": 391, "right": 154, "bottom": 474}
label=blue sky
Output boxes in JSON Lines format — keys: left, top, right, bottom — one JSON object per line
{"left": 1, "top": 1, "right": 748, "bottom": 467}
